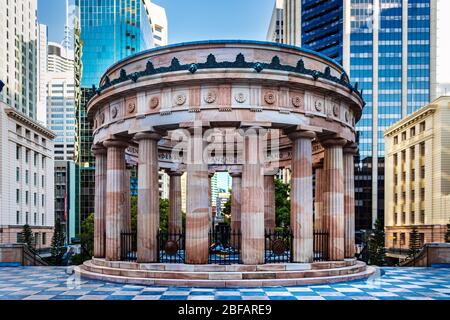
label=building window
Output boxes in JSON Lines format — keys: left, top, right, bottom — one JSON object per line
{"left": 25, "top": 170, "right": 29, "bottom": 184}
{"left": 420, "top": 166, "right": 425, "bottom": 179}
{"left": 34, "top": 212, "right": 37, "bottom": 225}
{"left": 16, "top": 167, "right": 20, "bottom": 182}
{"left": 411, "top": 211, "right": 415, "bottom": 223}
{"left": 410, "top": 127, "right": 416, "bottom": 137}
{"left": 402, "top": 131, "right": 406, "bottom": 141}
{"left": 394, "top": 193, "right": 398, "bottom": 203}
{"left": 34, "top": 173, "right": 37, "bottom": 186}
{"left": 25, "top": 212, "right": 29, "bottom": 224}
{"left": 402, "top": 212, "right": 406, "bottom": 225}
{"left": 420, "top": 122, "right": 426, "bottom": 132}
{"left": 42, "top": 213, "right": 45, "bottom": 226}
{"left": 420, "top": 188, "right": 425, "bottom": 200}
{"left": 42, "top": 194, "right": 45, "bottom": 207}
{"left": 16, "top": 211, "right": 20, "bottom": 225}
{"left": 411, "top": 169, "right": 415, "bottom": 182}
{"left": 411, "top": 190, "right": 415, "bottom": 200}
{"left": 393, "top": 233, "right": 398, "bottom": 246}
{"left": 420, "top": 210, "right": 425, "bottom": 224}
{"left": 394, "top": 136, "right": 398, "bottom": 144}
{"left": 42, "top": 175, "right": 45, "bottom": 188}
{"left": 25, "top": 149, "right": 29, "bottom": 163}
{"left": 16, "top": 189, "right": 20, "bottom": 203}
{"left": 25, "top": 191, "right": 29, "bottom": 205}
{"left": 34, "top": 193, "right": 37, "bottom": 206}
{"left": 42, "top": 233, "right": 47, "bottom": 245}
{"left": 400, "top": 233, "right": 406, "bottom": 246}
{"left": 393, "top": 153, "right": 398, "bottom": 164}
{"left": 402, "top": 172, "right": 406, "bottom": 182}
{"left": 401, "top": 150, "right": 406, "bottom": 162}
{"left": 16, "top": 146, "right": 21, "bottom": 160}
{"left": 410, "top": 146, "right": 415, "bottom": 160}
{"left": 419, "top": 233, "right": 425, "bottom": 247}
{"left": 34, "top": 153, "right": 37, "bottom": 166}
{"left": 420, "top": 143, "right": 425, "bottom": 156}
{"left": 394, "top": 212, "right": 398, "bottom": 225}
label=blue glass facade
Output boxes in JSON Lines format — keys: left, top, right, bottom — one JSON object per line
{"left": 301, "top": 0, "right": 344, "bottom": 64}
{"left": 74, "top": 0, "right": 153, "bottom": 229}
{"left": 296, "top": 0, "right": 433, "bottom": 231}
{"left": 76, "top": 0, "right": 153, "bottom": 87}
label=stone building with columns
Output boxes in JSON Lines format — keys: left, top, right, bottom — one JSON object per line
{"left": 385, "top": 96, "right": 450, "bottom": 259}
{"left": 75, "top": 41, "right": 374, "bottom": 287}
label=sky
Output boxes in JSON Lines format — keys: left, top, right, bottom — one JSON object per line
{"left": 37, "top": 0, "right": 275, "bottom": 45}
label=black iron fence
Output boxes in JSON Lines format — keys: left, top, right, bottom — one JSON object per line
{"left": 209, "top": 224, "right": 241, "bottom": 265}
{"left": 265, "top": 228, "right": 293, "bottom": 263}
{"left": 157, "top": 230, "right": 185, "bottom": 263}
{"left": 120, "top": 231, "right": 137, "bottom": 262}
{"left": 313, "top": 230, "right": 329, "bottom": 262}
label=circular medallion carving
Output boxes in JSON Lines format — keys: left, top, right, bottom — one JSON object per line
{"left": 272, "top": 239, "right": 286, "bottom": 255}
{"left": 234, "top": 92, "right": 247, "bottom": 104}
{"left": 174, "top": 94, "right": 186, "bottom": 106}
{"left": 204, "top": 90, "right": 217, "bottom": 104}
{"left": 150, "top": 97, "right": 159, "bottom": 109}
{"left": 292, "top": 95, "right": 303, "bottom": 108}
{"left": 164, "top": 240, "right": 179, "bottom": 256}
{"left": 264, "top": 91, "right": 276, "bottom": 105}
{"left": 315, "top": 100, "right": 323, "bottom": 112}
{"left": 127, "top": 102, "right": 136, "bottom": 113}
{"left": 333, "top": 104, "right": 340, "bottom": 117}
{"left": 111, "top": 106, "right": 118, "bottom": 119}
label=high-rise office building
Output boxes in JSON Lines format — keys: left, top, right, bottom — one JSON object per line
{"left": 74, "top": 0, "right": 157, "bottom": 234}
{"left": 268, "top": 0, "right": 439, "bottom": 231}
{"left": 0, "top": 0, "right": 39, "bottom": 120}
{"left": 37, "top": 24, "right": 49, "bottom": 125}
{"left": 144, "top": 0, "right": 169, "bottom": 47}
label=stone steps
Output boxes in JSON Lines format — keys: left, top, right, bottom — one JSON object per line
{"left": 75, "top": 263, "right": 376, "bottom": 288}
{"left": 75, "top": 259, "right": 375, "bottom": 287}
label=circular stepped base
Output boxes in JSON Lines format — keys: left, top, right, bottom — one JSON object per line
{"left": 75, "top": 258, "right": 376, "bottom": 288}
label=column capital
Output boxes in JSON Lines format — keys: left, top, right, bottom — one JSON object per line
{"left": 344, "top": 142, "right": 359, "bottom": 155}
{"left": 287, "top": 130, "right": 316, "bottom": 141}
{"left": 92, "top": 144, "right": 106, "bottom": 155}
{"left": 319, "top": 136, "right": 348, "bottom": 148}
{"left": 103, "top": 139, "right": 129, "bottom": 149}
{"left": 134, "top": 132, "right": 161, "bottom": 142}
{"left": 313, "top": 159, "right": 324, "bottom": 170}
{"left": 167, "top": 170, "right": 184, "bottom": 177}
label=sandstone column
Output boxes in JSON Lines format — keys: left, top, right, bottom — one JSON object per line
{"left": 314, "top": 162, "right": 325, "bottom": 231}
{"left": 322, "top": 137, "right": 347, "bottom": 261}
{"left": 289, "top": 131, "right": 315, "bottom": 263}
{"left": 264, "top": 174, "right": 276, "bottom": 233}
{"left": 185, "top": 127, "right": 209, "bottom": 264}
{"left": 135, "top": 132, "right": 161, "bottom": 263}
{"left": 93, "top": 145, "right": 107, "bottom": 258}
{"left": 230, "top": 172, "right": 242, "bottom": 232}
{"left": 168, "top": 171, "right": 183, "bottom": 234}
{"left": 344, "top": 143, "right": 358, "bottom": 258}
{"left": 104, "top": 139, "right": 128, "bottom": 261}
{"left": 241, "top": 127, "right": 265, "bottom": 265}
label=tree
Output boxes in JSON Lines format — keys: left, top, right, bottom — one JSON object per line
{"left": 50, "top": 218, "right": 66, "bottom": 266}
{"left": 368, "top": 219, "right": 386, "bottom": 266}
{"left": 21, "top": 224, "right": 35, "bottom": 251}
{"left": 222, "top": 197, "right": 231, "bottom": 217}
{"left": 159, "top": 198, "right": 170, "bottom": 232}
{"left": 408, "top": 226, "right": 421, "bottom": 258}
{"left": 445, "top": 224, "right": 450, "bottom": 243}
{"left": 275, "top": 179, "right": 290, "bottom": 228}
{"left": 79, "top": 213, "right": 94, "bottom": 261}
{"left": 131, "top": 195, "right": 138, "bottom": 233}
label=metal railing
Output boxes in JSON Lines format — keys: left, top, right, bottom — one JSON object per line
{"left": 157, "top": 230, "right": 185, "bottom": 263}
{"left": 208, "top": 225, "right": 241, "bottom": 265}
{"left": 313, "top": 230, "right": 329, "bottom": 262}
{"left": 265, "top": 228, "right": 293, "bottom": 263}
{"left": 120, "top": 231, "right": 137, "bottom": 262}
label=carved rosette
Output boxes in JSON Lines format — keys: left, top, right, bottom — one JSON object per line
{"left": 332, "top": 104, "right": 340, "bottom": 117}
{"left": 111, "top": 106, "right": 118, "bottom": 119}
{"left": 174, "top": 94, "right": 187, "bottom": 106}
{"left": 234, "top": 92, "right": 247, "bottom": 104}
{"left": 314, "top": 100, "right": 323, "bottom": 112}
{"left": 292, "top": 95, "right": 303, "bottom": 108}
{"left": 264, "top": 91, "right": 276, "bottom": 105}
{"left": 204, "top": 90, "right": 217, "bottom": 104}
{"left": 150, "top": 97, "right": 159, "bottom": 110}
{"left": 127, "top": 102, "right": 136, "bottom": 114}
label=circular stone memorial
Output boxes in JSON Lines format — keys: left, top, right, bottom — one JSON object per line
{"left": 75, "top": 40, "right": 375, "bottom": 287}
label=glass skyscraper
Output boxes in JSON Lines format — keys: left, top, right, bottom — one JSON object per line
{"left": 74, "top": 0, "right": 154, "bottom": 234}
{"left": 268, "top": 0, "right": 437, "bottom": 231}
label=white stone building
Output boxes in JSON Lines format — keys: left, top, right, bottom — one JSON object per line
{"left": 0, "top": 101, "right": 56, "bottom": 250}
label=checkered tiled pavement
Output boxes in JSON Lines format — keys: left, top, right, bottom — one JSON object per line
{"left": 0, "top": 267, "right": 449, "bottom": 300}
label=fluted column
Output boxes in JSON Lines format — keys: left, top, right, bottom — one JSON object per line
{"left": 135, "top": 132, "right": 161, "bottom": 263}
{"left": 93, "top": 145, "right": 107, "bottom": 258}
{"left": 168, "top": 171, "right": 183, "bottom": 234}
{"left": 344, "top": 143, "right": 358, "bottom": 258}
{"left": 241, "top": 127, "right": 265, "bottom": 265}
{"left": 264, "top": 175, "right": 276, "bottom": 232}
{"left": 289, "top": 131, "right": 315, "bottom": 263}
{"left": 185, "top": 127, "right": 209, "bottom": 264}
{"left": 230, "top": 172, "right": 242, "bottom": 232}
{"left": 322, "top": 137, "right": 347, "bottom": 261}
{"left": 104, "top": 139, "right": 128, "bottom": 261}
{"left": 314, "top": 162, "right": 324, "bottom": 231}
